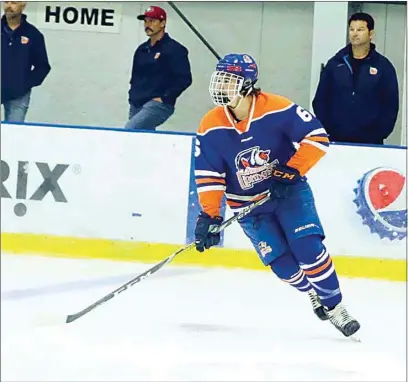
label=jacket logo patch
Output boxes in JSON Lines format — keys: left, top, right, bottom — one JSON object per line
{"left": 21, "top": 36, "right": 29, "bottom": 44}
{"left": 154, "top": 52, "right": 161, "bottom": 60}
{"left": 370, "top": 67, "right": 378, "bottom": 75}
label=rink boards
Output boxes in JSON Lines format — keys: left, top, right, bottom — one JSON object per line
{"left": 1, "top": 123, "right": 406, "bottom": 281}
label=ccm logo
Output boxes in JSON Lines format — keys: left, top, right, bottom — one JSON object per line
{"left": 272, "top": 169, "right": 295, "bottom": 180}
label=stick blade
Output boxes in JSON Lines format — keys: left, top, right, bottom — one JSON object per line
{"left": 66, "top": 311, "right": 85, "bottom": 324}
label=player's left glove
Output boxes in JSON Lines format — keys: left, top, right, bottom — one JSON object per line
{"left": 268, "top": 164, "right": 302, "bottom": 200}
{"left": 194, "top": 212, "right": 223, "bottom": 252}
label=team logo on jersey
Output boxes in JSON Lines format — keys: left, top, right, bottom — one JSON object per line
{"left": 353, "top": 167, "right": 407, "bottom": 240}
{"left": 235, "top": 146, "right": 278, "bottom": 190}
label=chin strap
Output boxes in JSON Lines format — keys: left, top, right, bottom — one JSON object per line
{"left": 229, "top": 79, "right": 256, "bottom": 108}
{"left": 227, "top": 94, "right": 244, "bottom": 109}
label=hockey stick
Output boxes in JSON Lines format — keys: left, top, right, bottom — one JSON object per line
{"left": 65, "top": 193, "right": 271, "bottom": 324}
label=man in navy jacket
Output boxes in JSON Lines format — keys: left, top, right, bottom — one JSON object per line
{"left": 1, "top": 1, "right": 51, "bottom": 122}
{"left": 312, "top": 13, "right": 399, "bottom": 145}
{"left": 125, "top": 6, "right": 192, "bottom": 131}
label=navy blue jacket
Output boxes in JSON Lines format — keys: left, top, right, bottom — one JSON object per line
{"left": 1, "top": 14, "right": 51, "bottom": 103}
{"left": 129, "top": 33, "right": 192, "bottom": 108}
{"left": 312, "top": 44, "right": 399, "bottom": 144}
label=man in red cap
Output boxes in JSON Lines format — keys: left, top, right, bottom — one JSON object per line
{"left": 125, "top": 5, "right": 192, "bottom": 131}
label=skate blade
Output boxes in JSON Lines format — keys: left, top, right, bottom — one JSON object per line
{"left": 349, "top": 333, "right": 362, "bottom": 343}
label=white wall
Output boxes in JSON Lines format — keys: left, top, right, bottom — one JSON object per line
{"left": 16, "top": 1, "right": 314, "bottom": 133}
{"left": 4, "top": 2, "right": 406, "bottom": 144}
{"left": 402, "top": 26, "right": 407, "bottom": 146}
{"left": 309, "top": 2, "right": 349, "bottom": 112}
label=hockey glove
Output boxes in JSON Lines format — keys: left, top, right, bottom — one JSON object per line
{"left": 268, "top": 164, "right": 302, "bottom": 200}
{"left": 194, "top": 212, "right": 223, "bottom": 253}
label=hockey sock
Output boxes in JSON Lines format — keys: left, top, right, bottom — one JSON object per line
{"left": 290, "top": 235, "right": 342, "bottom": 308}
{"left": 270, "top": 252, "right": 312, "bottom": 292}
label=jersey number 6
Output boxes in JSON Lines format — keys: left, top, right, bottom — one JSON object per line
{"left": 296, "top": 106, "right": 313, "bottom": 122}
{"left": 195, "top": 138, "right": 201, "bottom": 157}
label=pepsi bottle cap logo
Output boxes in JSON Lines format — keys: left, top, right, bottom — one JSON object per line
{"left": 353, "top": 167, "right": 407, "bottom": 241}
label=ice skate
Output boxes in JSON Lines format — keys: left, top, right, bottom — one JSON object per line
{"left": 307, "top": 289, "right": 329, "bottom": 321}
{"left": 325, "top": 303, "right": 361, "bottom": 337}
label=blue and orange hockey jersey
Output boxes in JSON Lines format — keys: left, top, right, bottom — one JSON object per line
{"left": 194, "top": 92, "right": 329, "bottom": 217}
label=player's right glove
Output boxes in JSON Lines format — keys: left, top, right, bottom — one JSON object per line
{"left": 194, "top": 211, "right": 223, "bottom": 252}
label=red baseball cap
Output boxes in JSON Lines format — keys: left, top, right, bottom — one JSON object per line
{"left": 137, "top": 6, "right": 167, "bottom": 21}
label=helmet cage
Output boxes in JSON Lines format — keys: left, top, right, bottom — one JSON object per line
{"left": 208, "top": 71, "right": 245, "bottom": 106}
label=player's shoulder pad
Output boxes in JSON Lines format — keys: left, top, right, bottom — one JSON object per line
{"left": 267, "top": 93, "right": 295, "bottom": 111}
{"left": 261, "top": 93, "right": 295, "bottom": 114}
{"left": 197, "top": 107, "right": 230, "bottom": 136}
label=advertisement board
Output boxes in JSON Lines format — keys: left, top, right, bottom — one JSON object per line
{"left": 1, "top": 123, "right": 406, "bottom": 280}
{"left": 1, "top": 124, "right": 192, "bottom": 245}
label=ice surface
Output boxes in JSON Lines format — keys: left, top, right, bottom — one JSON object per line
{"left": 1, "top": 253, "right": 406, "bottom": 381}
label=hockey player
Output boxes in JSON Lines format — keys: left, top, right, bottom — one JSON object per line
{"left": 193, "top": 53, "right": 361, "bottom": 338}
